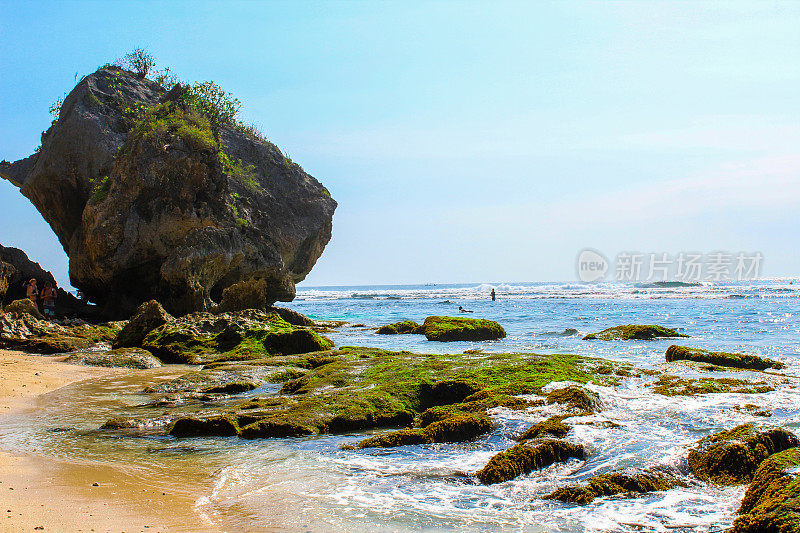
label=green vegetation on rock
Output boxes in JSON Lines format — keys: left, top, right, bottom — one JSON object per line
{"left": 583, "top": 325, "right": 688, "bottom": 341}
{"left": 731, "top": 447, "right": 800, "bottom": 532}
{"left": 376, "top": 320, "right": 423, "bottom": 335}
{"left": 422, "top": 316, "right": 506, "bottom": 342}
{"left": 687, "top": 424, "right": 799, "bottom": 485}
{"left": 476, "top": 440, "right": 585, "bottom": 484}
{"left": 665, "top": 345, "right": 784, "bottom": 371}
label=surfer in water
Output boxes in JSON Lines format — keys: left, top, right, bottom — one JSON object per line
{"left": 491, "top": 288, "right": 496, "bottom": 301}
{"left": 458, "top": 306, "right": 473, "bottom": 313}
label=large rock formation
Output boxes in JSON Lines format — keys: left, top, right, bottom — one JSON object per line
{"left": 1, "top": 66, "right": 336, "bottom": 317}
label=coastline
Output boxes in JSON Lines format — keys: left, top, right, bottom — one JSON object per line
{"left": 0, "top": 349, "right": 220, "bottom": 533}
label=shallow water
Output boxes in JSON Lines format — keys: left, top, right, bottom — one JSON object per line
{"left": 1, "top": 280, "right": 799, "bottom": 532}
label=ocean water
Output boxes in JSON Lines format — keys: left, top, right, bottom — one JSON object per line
{"left": 2, "top": 280, "right": 800, "bottom": 532}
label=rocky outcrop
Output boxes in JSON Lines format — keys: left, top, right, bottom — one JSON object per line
{"left": 584, "top": 325, "right": 688, "bottom": 340}
{"left": 665, "top": 345, "right": 784, "bottom": 371}
{"left": 112, "top": 300, "right": 173, "bottom": 349}
{"left": 376, "top": 320, "right": 423, "bottom": 335}
{"left": 1, "top": 66, "right": 336, "bottom": 317}
{"left": 731, "top": 447, "right": 800, "bottom": 532}
{"left": 687, "top": 424, "right": 798, "bottom": 485}
{"left": 0, "top": 307, "right": 122, "bottom": 354}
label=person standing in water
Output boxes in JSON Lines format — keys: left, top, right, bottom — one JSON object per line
{"left": 490, "top": 288, "right": 496, "bottom": 301}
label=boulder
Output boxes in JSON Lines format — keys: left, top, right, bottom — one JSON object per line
{"left": 376, "top": 320, "right": 423, "bottom": 335}
{"left": 687, "top": 424, "right": 798, "bottom": 485}
{"left": 665, "top": 345, "right": 784, "bottom": 371}
{"left": 421, "top": 316, "right": 506, "bottom": 342}
{"left": 1, "top": 66, "right": 336, "bottom": 317}
{"left": 731, "top": 447, "right": 800, "bottom": 532}
{"left": 546, "top": 386, "right": 603, "bottom": 414}
{"left": 584, "top": 325, "right": 688, "bottom": 340}
{"left": 112, "top": 299, "right": 173, "bottom": 348}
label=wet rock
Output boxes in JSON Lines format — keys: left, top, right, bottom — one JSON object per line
{"left": 584, "top": 325, "right": 688, "bottom": 341}
{"left": 476, "top": 440, "right": 585, "bottom": 484}
{"left": 201, "top": 381, "right": 259, "bottom": 394}
{"left": 731, "top": 447, "right": 800, "bottom": 532}
{"left": 1, "top": 67, "right": 336, "bottom": 317}
{"left": 546, "top": 386, "right": 602, "bottom": 414}
{"left": 421, "top": 316, "right": 506, "bottom": 342}
{"left": 113, "top": 300, "right": 173, "bottom": 348}
{"left": 65, "top": 347, "right": 162, "bottom": 369}
{"left": 687, "top": 424, "right": 799, "bottom": 485}
{"left": 376, "top": 320, "right": 423, "bottom": 335}
{"left": 544, "top": 467, "right": 687, "bottom": 504}
{"left": 269, "top": 307, "right": 316, "bottom": 327}
{"left": 0, "top": 261, "right": 16, "bottom": 302}
{"left": 665, "top": 345, "right": 784, "bottom": 371}
{"left": 518, "top": 415, "right": 570, "bottom": 440}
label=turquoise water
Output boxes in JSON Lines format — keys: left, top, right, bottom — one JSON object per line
{"left": 2, "top": 279, "right": 799, "bottom": 532}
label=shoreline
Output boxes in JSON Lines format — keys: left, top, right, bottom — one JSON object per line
{"left": 0, "top": 349, "right": 220, "bottom": 533}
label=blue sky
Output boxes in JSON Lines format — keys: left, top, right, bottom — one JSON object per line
{"left": 1, "top": 1, "right": 799, "bottom": 288}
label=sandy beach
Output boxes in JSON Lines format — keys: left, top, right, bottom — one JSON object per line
{"left": 0, "top": 349, "right": 220, "bottom": 533}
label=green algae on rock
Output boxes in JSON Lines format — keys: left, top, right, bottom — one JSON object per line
{"left": 113, "top": 299, "right": 173, "bottom": 349}
{"left": 422, "top": 316, "right": 506, "bottom": 342}
{"left": 544, "top": 467, "right": 687, "bottom": 504}
{"left": 355, "top": 412, "right": 493, "bottom": 448}
{"left": 376, "top": 320, "right": 423, "bottom": 335}
{"left": 687, "top": 424, "right": 799, "bottom": 485}
{"left": 650, "top": 375, "right": 774, "bottom": 397}
{"left": 583, "top": 325, "right": 688, "bottom": 341}
{"left": 665, "top": 345, "right": 784, "bottom": 371}
{"left": 65, "top": 347, "right": 162, "bottom": 369}
{"left": 731, "top": 447, "right": 800, "bottom": 532}
{"left": 476, "top": 440, "right": 585, "bottom": 484}
{"left": 546, "top": 386, "right": 602, "bottom": 414}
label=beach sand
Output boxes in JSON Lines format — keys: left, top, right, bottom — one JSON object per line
{"left": 0, "top": 349, "right": 221, "bottom": 533}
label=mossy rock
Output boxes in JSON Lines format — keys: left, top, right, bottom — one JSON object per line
{"left": 4, "top": 298, "right": 43, "bottom": 319}
{"left": 419, "top": 379, "right": 483, "bottom": 408}
{"left": 113, "top": 299, "right": 172, "bottom": 349}
{"left": 476, "top": 440, "right": 584, "bottom": 484}
{"left": 731, "top": 447, "right": 800, "bottom": 532}
{"left": 687, "top": 424, "right": 799, "bottom": 485}
{"left": 1, "top": 335, "right": 93, "bottom": 354}
{"left": 238, "top": 418, "right": 316, "bottom": 439}
{"left": 651, "top": 375, "right": 774, "bottom": 397}
{"left": 544, "top": 467, "right": 687, "bottom": 504}
{"left": 65, "top": 347, "right": 162, "bottom": 369}
{"left": 201, "top": 381, "right": 259, "bottom": 394}
{"left": 584, "top": 325, "right": 688, "bottom": 341}
{"left": 356, "top": 412, "right": 493, "bottom": 448}
{"left": 518, "top": 415, "right": 570, "bottom": 440}
{"left": 665, "top": 345, "right": 784, "bottom": 371}
{"left": 376, "top": 320, "right": 423, "bottom": 335}
{"left": 546, "top": 386, "right": 602, "bottom": 414}
{"left": 141, "top": 309, "right": 332, "bottom": 364}
{"left": 421, "top": 316, "right": 506, "bottom": 342}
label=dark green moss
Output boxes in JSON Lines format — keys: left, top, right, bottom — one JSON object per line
{"left": 422, "top": 316, "right": 506, "bottom": 342}
{"left": 169, "top": 415, "right": 239, "bottom": 437}
{"left": 476, "top": 440, "right": 584, "bottom": 484}
{"left": 238, "top": 418, "right": 315, "bottom": 439}
{"left": 687, "top": 424, "right": 799, "bottom": 485}
{"left": 544, "top": 468, "right": 687, "bottom": 504}
{"left": 666, "top": 345, "right": 784, "bottom": 371}
{"left": 584, "top": 325, "right": 689, "bottom": 341}
{"left": 356, "top": 413, "right": 493, "bottom": 449}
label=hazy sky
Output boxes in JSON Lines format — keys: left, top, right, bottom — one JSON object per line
{"left": 1, "top": 1, "right": 799, "bottom": 288}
